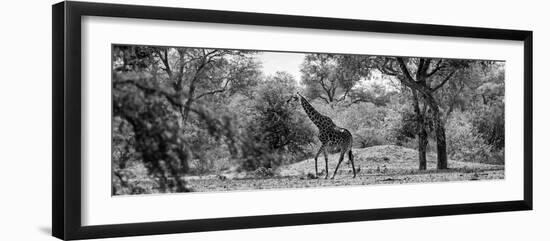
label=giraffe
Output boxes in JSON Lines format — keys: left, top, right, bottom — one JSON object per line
{"left": 289, "top": 93, "right": 356, "bottom": 179}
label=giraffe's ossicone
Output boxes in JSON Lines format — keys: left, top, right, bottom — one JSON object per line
{"left": 295, "top": 93, "right": 356, "bottom": 179}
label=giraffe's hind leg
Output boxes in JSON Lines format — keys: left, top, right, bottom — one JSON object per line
{"left": 314, "top": 144, "right": 325, "bottom": 178}
{"left": 323, "top": 147, "right": 329, "bottom": 179}
{"left": 331, "top": 150, "right": 346, "bottom": 179}
{"left": 349, "top": 149, "right": 356, "bottom": 178}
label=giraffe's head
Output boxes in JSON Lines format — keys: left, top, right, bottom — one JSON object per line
{"left": 286, "top": 92, "right": 302, "bottom": 104}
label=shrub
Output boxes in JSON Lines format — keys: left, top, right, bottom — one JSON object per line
{"left": 183, "top": 120, "right": 234, "bottom": 175}
{"left": 239, "top": 73, "right": 316, "bottom": 171}
{"left": 112, "top": 161, "right": 159, "bottom": 195}
{"left": 313, "top": 101, "right": 396, "bottom": 148}
{"left": 354, "top": 127, "right": 386, "bottom": 148}
{"left": 112, "top": 117, "right": 160, "bottom": 195}
{"left": 381, "top": 103, "right": 419, "bottom": 146}
{"left": 470, "top": 102, "right": 505, "bottom": 150}
{"left": 446, "top": 112, "right": 492, "bottom": 163}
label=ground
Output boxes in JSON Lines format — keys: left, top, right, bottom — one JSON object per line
{"left": 185, "top": 145, "right": 504, "bottom": 192}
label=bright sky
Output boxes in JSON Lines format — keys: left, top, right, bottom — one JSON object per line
{"left": 257, "top": 52, "right": 306, "bottom": 82}
{"left": 256, "top": 51, "right": 398, "bottom": 92}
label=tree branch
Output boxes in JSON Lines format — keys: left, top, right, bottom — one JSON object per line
{"left": 318, "top": 95, "right": 330, "bottom": 104}
{"left": 351, "top": 97, "right": 370, "bottom": 104}
{"left": 196, "top": 79, "right": 231, "bottom": 99}
{"left": 426, "top": 59, "right": 443, "bottom": 77}
{"left": 396, "top": 58, "right": 434, "bottom": 97}
{"left": 415, "top": 58, "right": 430, "bottom": 85}
{"left": 431, "top": 70, "right": 456, "bottom": 92}
{"left": 377, "top": 58, "right": 399, "bottom": 76}
{"left": 337, "top": 87, "right": 352, "bottom": 102}
{"left": 317, "top": 76, "right": 333, "bottom": 102}
{"left": 396, "top": 58, "right": 416, "bottom": 83}
{"left": 419, "top": 58, "right": 431, "bottom": 78}
{"left": 113, "top": 79, "right": 183, "bottom": 108}
{"left": 155, "top": 48, "right": 172, "bottom": 78}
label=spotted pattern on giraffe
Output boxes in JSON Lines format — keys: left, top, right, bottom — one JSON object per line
{"left": 295, "top": 93, "right": 356, "bottom": 179}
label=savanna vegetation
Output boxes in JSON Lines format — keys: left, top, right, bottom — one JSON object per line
{"left": 112, "top": 45, "right": 505, "bottom": 195}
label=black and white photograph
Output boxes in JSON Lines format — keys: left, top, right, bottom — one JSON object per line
{"left": 112, "top": 44, "right": 505, "bottom": 195}
{"left": 2, "top": 0, "right": 546, "bottom": 240}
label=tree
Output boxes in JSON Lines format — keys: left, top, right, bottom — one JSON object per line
{"left": 151, "top": 47, "right": 260, "bottom": 123}
{"left": 240, "top": 72, "right": 317, "bottom": 170}
{"left": 376, "top": 57, "right": 471, "bottom": 169}
{"left": 111, "top": 45, "right": 260, "bottom": 192}
{"left": 346, "top": 81, "right": 398, "bottom": 106}
{"left": 308, "top": 54, "right": 468, "bottom": 169}
{"left": 410, "top": 87, "right": 430, "bottom": 170}
{"left": 300, "top": 54, "right": 362, "bottom": 104}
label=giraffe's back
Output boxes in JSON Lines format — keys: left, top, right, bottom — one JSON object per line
{"left": 319, "top": 125, "right": 353, "bottom": 149}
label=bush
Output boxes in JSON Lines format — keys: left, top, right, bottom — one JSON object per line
{"left": 112, "top": 117, "right": 160, "bottom": 195}
{"left": 446, "top": 112, "right": 492, "bottom": 163}
{"left": 240, "top": 144, "right": 300, "bottom": 172}
{"left": 183, "top": 120, "right": 234, "bottom": 175}
{"left": 112, "top": 161, "right": 160, "bottom": 195}
{"left": 113, "top": 72, "right": 194, "bottom": 193}
{"left": 345, "top": 103, "right": 394, "bottom": 148}
{"left": 381, "top": 102, "right": 421, "bottom": 146}
{"left": 311, "top": 101, "right": 396, "bottom": 148}
{"left": 239, "top": 73, "right": 317, "bottom": 171}
{"left": 354, "top": 127, "right": 387, "bottom": 148}
{"left": 470, "top": 102, "right": 505, "bottom": 150}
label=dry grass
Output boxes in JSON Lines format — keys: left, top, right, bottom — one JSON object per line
{"left": 185, "top": 145, "right": 504, "bottom": 192}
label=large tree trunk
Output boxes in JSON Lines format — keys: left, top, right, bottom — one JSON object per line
{"left": 425, "top": 96, "right": 448, "bottom": 169}
{"left": 412, "top": 90, "right": 428, "bottom": 170}
{"left": 394, "top": 57, "right": 450, "bottom": 169}
{"left": 434, "top": 118, "right": 448, "bottom": 169}
{"left": 418, "top": 126, "right": 429, "bottom": 170}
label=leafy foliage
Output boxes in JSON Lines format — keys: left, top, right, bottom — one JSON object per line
{"left": 300, "top": 54, "right": 363, "bottom": 103}
{"left": 111, "top": 45, "right": 260, "bottom": 194}
{"left": 240, "top": 72, "right": 317, "bottom": 171}
{"left": 445, "top": 112, "right": 492, "bottom": 163}
{"left": 113, "top": 72, "right": 191, "bottom": 193}
{"left": 471, "top": 102, "right": 505, "bottom": 151}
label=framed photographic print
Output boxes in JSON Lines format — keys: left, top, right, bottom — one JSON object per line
{"left": 52, "top": 1, "right": 533, "bottom": 240}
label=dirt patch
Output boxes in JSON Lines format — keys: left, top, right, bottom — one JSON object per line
{"left": 185, "top": 145, "right": 504, "bottom": 192}
{"left": 278, "top": 145, "right": 502, "bottom": 177}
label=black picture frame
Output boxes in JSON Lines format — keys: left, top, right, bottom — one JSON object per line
{"left": 52, "top": 1, "right": 533, "bottom": 240}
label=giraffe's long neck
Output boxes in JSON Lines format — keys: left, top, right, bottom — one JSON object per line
{"left": 300, "top": 96, "right": 325, "bottom": 127}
